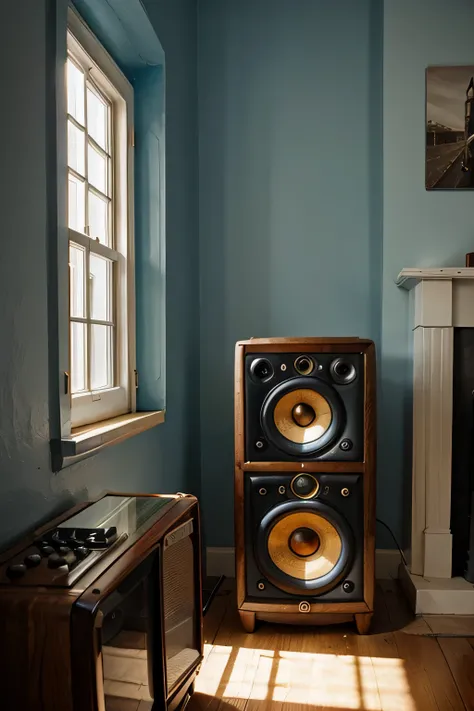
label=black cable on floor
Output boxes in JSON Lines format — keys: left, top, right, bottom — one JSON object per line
{"left": 203, "top": 575, "right": 225, "bottom": 616}
{"left": 376, "top": 518, "right": 407, "bottom": 566}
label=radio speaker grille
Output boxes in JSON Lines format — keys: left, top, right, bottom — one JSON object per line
{"left": 163, "top": 532, "right": 199, "bottom": 692}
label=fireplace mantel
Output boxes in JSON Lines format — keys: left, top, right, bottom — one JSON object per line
{"left": 396, "top": 267, "right": 474, "bottom": 614}
{"left": 396, "top": 267, "right": 474, "bottom": 288}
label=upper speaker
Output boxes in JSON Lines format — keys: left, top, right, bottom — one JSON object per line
{"left": 244, "top": 351, "right": 364, "bottom": 461}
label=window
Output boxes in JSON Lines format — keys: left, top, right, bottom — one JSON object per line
{"left": 66, "top": 12, "right": 135, "bottom": 428}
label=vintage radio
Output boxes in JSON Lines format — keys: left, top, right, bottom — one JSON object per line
{"left": 0, "top": 492, "right": 202, "bottom": 711}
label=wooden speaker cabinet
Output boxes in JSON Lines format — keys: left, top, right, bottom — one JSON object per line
{"left": 0, "top": 492, "right": 202, "bottom": 711}
{"left": 234, "top": 337, "right": 376, "bottom": 634}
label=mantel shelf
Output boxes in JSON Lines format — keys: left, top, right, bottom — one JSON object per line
{"left": 396, "top": 268, "right": 474, "bottom": 290}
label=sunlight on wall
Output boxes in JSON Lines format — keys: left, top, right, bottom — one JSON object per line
{"left": 195, "top": 644, "right": 415, "bottom": 711}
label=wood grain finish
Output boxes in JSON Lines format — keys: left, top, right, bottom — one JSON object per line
{"left": 238, "top": 337, "right": 372, "bottom": 345}
{"left": 363, "top": 343, "right": 376, "bottom": 614}
{"left": 234, "top": 337, "right": 376, "bottom": 633}
{"left": 241, "top": 600, "right": 370, "bottom": 614}
{"left": 238, "top": 610, "right": 256, "bottom": 633}
{"left": 0, "top": 493, "right": 202, "bottom": 711}
{"left": 355, "top": 612, "right": 373, "bottom": 634}
{"left": 241, "top": 460, "right": 365, "bottom": 472}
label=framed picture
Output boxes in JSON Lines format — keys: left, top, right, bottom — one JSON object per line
{"left": 426, "top": 66, "right": 474, "bottom": 189}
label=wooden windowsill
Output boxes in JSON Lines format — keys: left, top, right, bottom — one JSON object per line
{"left": 50, "top": 410, "right": 165, "bottom": 471}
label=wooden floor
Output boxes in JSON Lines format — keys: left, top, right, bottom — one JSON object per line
{"left": 189, "top": 580, "right": 474, "bottom": 711}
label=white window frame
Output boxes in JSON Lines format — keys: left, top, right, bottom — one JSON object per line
{"left": 67, "top": 7, "right": 136, "bottom": 429}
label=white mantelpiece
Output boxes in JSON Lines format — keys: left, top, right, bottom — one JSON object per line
{"left": 397, "top": 267, "right": 474, "bottom": 614}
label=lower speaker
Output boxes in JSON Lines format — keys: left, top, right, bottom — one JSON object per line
{"left": 236, "top": 472, "right": 374, "bottom": 635}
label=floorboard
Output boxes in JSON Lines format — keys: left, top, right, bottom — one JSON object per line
{"left": 438, "top": 637, "right": 474, "bottom": 710}
{"left": 189, "top": 580, "right": 472, "bottom": 711}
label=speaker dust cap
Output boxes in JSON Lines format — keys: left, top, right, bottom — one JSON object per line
{"left": 261, "top": 377, "right": 345, "bottom": 456}
{"left": 256, "top": 499, "right": 354, "bottom": 596}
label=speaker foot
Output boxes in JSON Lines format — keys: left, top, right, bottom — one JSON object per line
{"left": 354, "top": 612, "right": 373, "bottom": 635}
{"left": 239, "top": 610, "right": 256, "bottom": 633}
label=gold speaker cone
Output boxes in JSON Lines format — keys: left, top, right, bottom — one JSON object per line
{"left": 268, "top": 511, "right": 342, "bottom": 581}
{"left": 289, "top": 527, "right": 320, "bottom": 557}
{"left": 292, "top": 403, "right": 316, "bottom": 427}
{"left": 273, "top": 389, "right": 332, "bottom": 444}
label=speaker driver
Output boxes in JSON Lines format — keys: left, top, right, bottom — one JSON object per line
{"left": 261, "top": 377, "right": 345, "bottom": 456}
{"left": 256, "top": 500, "right": 354, "bottom": 595}
{"left": 290, "top": 474, "right": 319, "bottom": 499}
{"left": 330, "top": 358, "right": 356, "bottom": 385}
{"left": 273, "top": 389, "right": 331, "bottom": 444}
{"left": 294, "top": 355, "right": 315, "bottom": 376}
{"left": 250, "top": 358, "right": 274, "bottom": 383}
{"left": 268, "top": 511, "right": 341, "bottom": 580}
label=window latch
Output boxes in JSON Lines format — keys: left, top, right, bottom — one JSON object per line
{"left": 134, "top": 370, "right": 139, "bottom": 389}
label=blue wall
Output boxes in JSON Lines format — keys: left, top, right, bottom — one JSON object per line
{"left": 380, "top": 0, "right": 474, "bottom": 545}
{"left": 198, "top": 0, "right": 383, "bottom": 546}
{"left": 3, "top": 0, "right": 473, "bottom": 554}
{"left": 0, "top": 0, "right": 199, "bottom": 548}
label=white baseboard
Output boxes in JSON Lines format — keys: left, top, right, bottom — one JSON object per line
{"left": 206, "top": 546, "right": 401, "bottom": 580}
{"left": 399, "top": 562, "right": 474, "bottom": 615}
{"left": 206, "top": 547, "right": 237, "bottom": 578}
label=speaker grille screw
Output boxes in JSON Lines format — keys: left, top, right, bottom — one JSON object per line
{"left": 258, "top": 581, "right": 266, "bottom": 590}
{"left": 299, "top": 601, "right": 310, "bottom": 613}
{"left": 341, "top": 488, "right": 350, "bottom": 497}
{"left": 255, "top": 440, "right": 264, "bottom": 449}
{"left": 281, "top": 364, "right": 287, "bottom": 371}
{"left": 259, "top": 487, "right": 267, "bottom": 496}
{"left": 278, "top": 485, "right": 286, "bottom": 495}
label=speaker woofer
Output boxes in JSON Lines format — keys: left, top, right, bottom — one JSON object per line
{"left": 256, "top": 499, "right": 354, "bottom": 595}
{"left": 261, "top": 377, "right": 345, "bottom": 456}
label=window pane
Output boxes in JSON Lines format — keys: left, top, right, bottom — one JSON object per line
{"left": 90, "top": 253, "right": 112, "bottom": 322}
{"left": 69, "top": 243, "right": 86, "bottom": 318}
{"left": 87, "top": 87, "right": 108, "bottom": 150}
{"left": 88, "top": 190, "right": 109, "bottom": 245}
{"left": 68, "top": 120, "right": 85, "bottom": 175}
{"left": 71, "top": 321, "right": 87, "bottom": 393}
{"left": 67, "top": 58, "right": 85, "bottom": 125}
{"left": 88, "top": 142, "right": 107, "bottom": 195}
{"left": 91, "top": 324, "right": 113, "bottom": 390}
{"left": 68, "top": 172, "right": 85, "bottom": 232}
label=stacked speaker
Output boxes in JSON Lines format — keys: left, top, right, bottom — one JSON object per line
{"left": 234, "top": 337, "right": 376, "bottom": 634}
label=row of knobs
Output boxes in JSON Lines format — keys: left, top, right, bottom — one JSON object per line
{"left": 6, "top": 542, "right": 90, "bottom": 579}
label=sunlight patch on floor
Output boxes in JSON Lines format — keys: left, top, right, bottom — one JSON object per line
{"left": 195, "top": 644, "right": 415, "bottom": 711}
{"left": 224, "top": 647, "right": 275, "bottom": 700}
{"left": 194, "top": 644, "right": 232, "bottom": 696}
